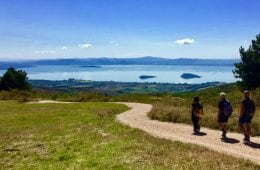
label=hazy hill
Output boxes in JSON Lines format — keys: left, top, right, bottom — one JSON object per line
{"left": 0, "top": 57, "right": 240, "bottom": 69}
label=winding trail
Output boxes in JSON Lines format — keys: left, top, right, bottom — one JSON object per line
{"left": 30, "top": 101, "right": 260, "bottom": 165}
{"left": 116, "top": 102, "right": 260, "bottom": 165}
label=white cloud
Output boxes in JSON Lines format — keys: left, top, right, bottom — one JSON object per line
{"left": 61, "top": 46, "right": 68, "bottom": 50}
{"left": 175, "top": 38, "right": 195, "bottom": 45}
{"left": 35, "top": 50, "right": 56, "bottom": 54}
{"left": 78, "top": 43, "right": 93, "bottom": 49}
{"left": 109, "top": 41, "right": 119, "bottom": 46}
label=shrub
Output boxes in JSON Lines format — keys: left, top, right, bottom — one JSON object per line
{"left": 0, "top": 67, "right": 31, "bottom": 91}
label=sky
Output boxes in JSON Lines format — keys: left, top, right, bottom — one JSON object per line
{"left": 0, "top": 0, "right": 260, "bottom": 60}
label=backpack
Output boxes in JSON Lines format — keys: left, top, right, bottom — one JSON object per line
{"left": 244, "top": 99, "right": 256, "bottom": 116}
{"left": 222, "top": 100, "right": 233, "bottom": 117}
{"left": 197, "top": 108, "right": 204, "bottom": 118}
{"left": 196, "top": 103, "right": 204, "bottom": 118}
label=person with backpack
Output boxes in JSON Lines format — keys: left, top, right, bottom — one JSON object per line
{"left": 190, "top": 96, "right": 203, "bottom": 133}
{"left": 239, "top": 90, "right": 256, "bottom": 143}
{"left": 217, "top": 92, "right": 233, "bottom": 138}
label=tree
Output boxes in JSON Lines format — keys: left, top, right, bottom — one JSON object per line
{"left": 233, "top": 34, "right": 260, "bottom": 89}
{"left": 0, "top": 67, "right": 31, "bottom": 91}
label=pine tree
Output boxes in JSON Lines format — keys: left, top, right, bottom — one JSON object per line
{"left": 233, "top": 34, "right": 260, "bottom": 89}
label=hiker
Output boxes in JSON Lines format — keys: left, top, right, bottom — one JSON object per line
{"left": 190, "top": 96, "right": 203, "bottom": 133}
{"left": 217, "top": 92, "right": 233, "bottom": 138}
{"left": 239, "top": 90, "right": 256, "bottom": 142}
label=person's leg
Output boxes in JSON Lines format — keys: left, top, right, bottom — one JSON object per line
{"left": 239, "top": 123, "right": 244, "bottom": 133}
{"left": 218, "top": 121, "right": 227, "bottom": 138}
{"left": 192, "top": 116, "right": 196, "bottom": 132}
{"left": 244, "top": 123, "right": 251, "bottom": 141}
{"left": 222, "top": 123, "right": 227, "bottom": 138}
{"left": 195, "top": 117, "right": 200, "bottom": 132}
{"left": 197, "top": 117, "right": 201, "bottom": 132}
{"left": 193, "top": 116, "right": 199, "bottom": 133}
{"left": 218, "top": 121, "right": 223, "bottom": 130}
{"left": 243, "top": 124, "right": 249, "bottom": 141}
{"left": 247, "top": 123, "right": 251, "bottom": 137}
{"left": 239, "top": 116, "right": 247, "bottom": 140}
{"left": 239, "top": 123, "right": 246, "bottom": 140}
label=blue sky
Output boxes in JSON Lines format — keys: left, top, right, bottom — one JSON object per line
{"left": 0, "top": 0, "right": 260, "bottom": 60}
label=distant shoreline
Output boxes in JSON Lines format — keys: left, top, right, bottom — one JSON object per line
{"left": 0, "top": 57, "right": 239, "bottom": 67}
{"left": 29, "top": 79, "right": 225, "bottom": 94}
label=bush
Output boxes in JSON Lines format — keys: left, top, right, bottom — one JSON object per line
{"left": 0, "top": 67, "right": 31, "bottom": 91}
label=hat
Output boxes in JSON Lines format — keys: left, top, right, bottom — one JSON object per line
{"left": 220, "top": 92, "right": 226, "bottom": 97}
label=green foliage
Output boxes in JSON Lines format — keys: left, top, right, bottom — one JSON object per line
{"left": 233, "top": 34, "right": 260, "bottom": 89}
{"left": 0, "top": 67, "right": 31, "bottom": 91}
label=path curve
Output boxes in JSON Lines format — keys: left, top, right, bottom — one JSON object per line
{"left": 29, "top": 101, "right": 260, "bottom": 165}
{"left": 116, "top": 102, "right": 260, "bottom": 165}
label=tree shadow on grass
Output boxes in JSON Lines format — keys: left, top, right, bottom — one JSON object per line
{"left": 221, "top": 137, "right": 240, "bottom": 144}
{"left": 192, "top": 132, "right": 207, "bottom": 136}
{"left": 244, "top": 141, "right": 260, "bottom": 149}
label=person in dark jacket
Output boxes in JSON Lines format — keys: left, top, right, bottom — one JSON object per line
{"left": 190, "top": 97, "right": 203, "bottom": 133}
{"left": 239, "top": 90, "right": 256, "bottom": 142}
{"left": 217, "top": 92, "right": 233, "bottom": 138}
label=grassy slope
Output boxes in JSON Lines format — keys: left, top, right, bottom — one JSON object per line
{"left": 0, "top": 101, "right": 259, "bottom": 169}
{"left": 149, "top": 84, "right": 260, "bottom": 136}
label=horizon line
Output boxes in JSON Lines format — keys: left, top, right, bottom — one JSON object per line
{"left": 0, "top": 56, "right": 240, "bottom": 62}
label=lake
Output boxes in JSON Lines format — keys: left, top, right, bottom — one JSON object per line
{"left": 0, "top": 65, "right": 237, "bottom": 84}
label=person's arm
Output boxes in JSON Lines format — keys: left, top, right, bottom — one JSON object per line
{"left": 190, "top": 104, "right": 194, "bottom": 114}
{"left": 239, "top": 101, "right": 245, "bottom": 118}
{"left": 217, "top": 110, "right": 221, "bottom": 121}
{"left": 217, "top": 102, "right": 221, "bottom": 121}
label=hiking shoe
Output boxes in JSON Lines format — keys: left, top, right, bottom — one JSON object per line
{"left": 197, "top": 126, "right": 201, "bottom": 132}
{"left": 222, "top": 130, "right": 227, "bottom": 138}
{"left": 243, "top": 135, "right": 250, "bottom": 143}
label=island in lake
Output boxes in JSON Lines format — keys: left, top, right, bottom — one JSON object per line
{"left": 139, "top": 75, "right": 156, "bottom": 80}
{"left": 181, "top": 73, "right": 201, "bottom": 79}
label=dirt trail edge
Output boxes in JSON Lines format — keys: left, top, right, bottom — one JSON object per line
{"left": 116, "top": 102, "right": 260, "bottom": 165}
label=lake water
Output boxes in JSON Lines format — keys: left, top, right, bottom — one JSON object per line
{"left": 0, "top": 65, "right": 237, "bottom": 84}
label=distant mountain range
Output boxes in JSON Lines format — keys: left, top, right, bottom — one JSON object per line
{"left": 0, "top": 56, "right": 240, "bottom": 70}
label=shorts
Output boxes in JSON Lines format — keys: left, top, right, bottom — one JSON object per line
{"left": 239, "top": 115, "right": 253, "bottom": 124}
{"left": 218, "top": 114, "right": 229, "bottom": 123}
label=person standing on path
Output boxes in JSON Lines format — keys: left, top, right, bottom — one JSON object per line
{"left": 217, "top": 92, "right": 233, "bottom": 139}
{"left": 190, "top": 97, "right": 203, "bottom": 133}
{"left": 239, "top": 90, "right": 256, "bottom": 143}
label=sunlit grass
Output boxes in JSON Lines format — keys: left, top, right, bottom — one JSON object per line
{"left": 0, "top": 101, "right": 258, "bottom": 169}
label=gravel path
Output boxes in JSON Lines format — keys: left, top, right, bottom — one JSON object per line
{"left": 116, "top": 102, "right": 260, "bottom": 165}
{"left": 29, "top": 100, "right": 260, "bottom": 165}
{"left": 27, "top": 100, "right": 76, "bottom": 104}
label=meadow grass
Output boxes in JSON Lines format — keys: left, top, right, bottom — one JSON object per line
{"left": 0, "top": 101, "right": 259, "bottom": 169}
{"left": 0, "top": 83, "right": 259, "bottom": 136}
